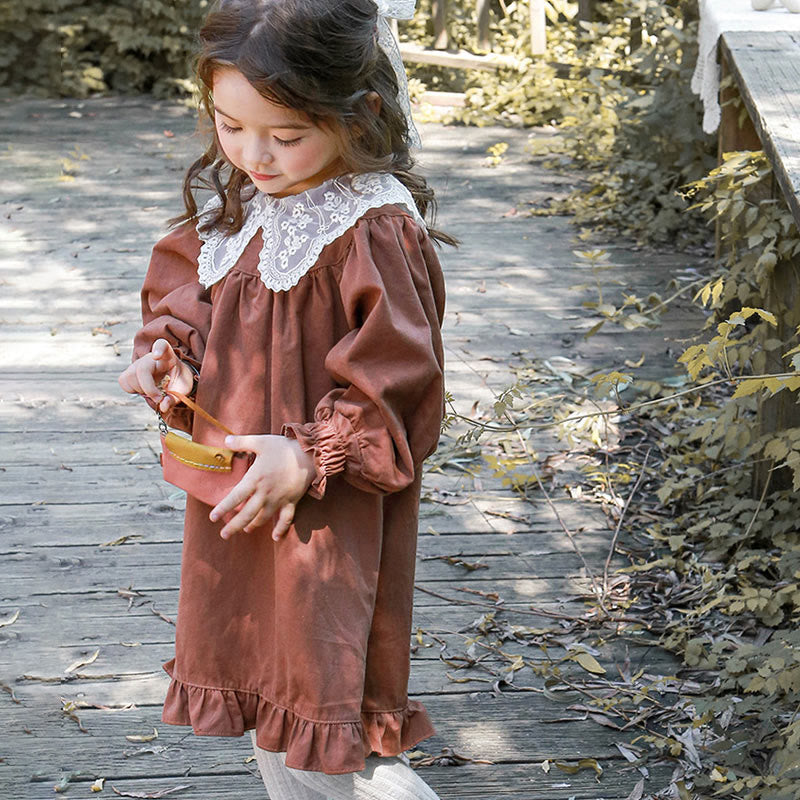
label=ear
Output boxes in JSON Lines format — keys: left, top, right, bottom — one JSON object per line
{"left": 365, "top": 91, "right": 382, "bottom": 115}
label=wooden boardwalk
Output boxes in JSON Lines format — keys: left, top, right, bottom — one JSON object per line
{"left": 1, "top": 97, "right": 700, "bottom": 799}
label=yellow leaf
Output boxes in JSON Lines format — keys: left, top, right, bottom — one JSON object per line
{"left": 554, "top": 758, "right": 603, "bottom": 776}
{"left": 64, "top": 649, "right": 100, "bottom": 674}
{"left": 732, "top": 379, "right": 764, "bottom": 399}
{"left": 710, "top": 767, "right": 728, "bottom": 782}
{"left": 764, "top": 378, "right": 785, "bottom": 394}
{"left": 125, "top": 727, "right": 158, "bottom": 743}
{"left": 91, "top": 778, "right": 105, "bottom": 792}
{"left": 572, "top": 651, "right": 606, "bottom": 674}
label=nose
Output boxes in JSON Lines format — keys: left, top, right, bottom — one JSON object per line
{"left": 242, "top": 135, "right": 274, "bottom": 170}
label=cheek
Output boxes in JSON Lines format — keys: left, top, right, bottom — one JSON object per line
{"left": 216, "top": 131, "right": 240, "bottom": 165}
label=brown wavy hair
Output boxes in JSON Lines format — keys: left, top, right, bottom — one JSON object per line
{"left": 172, "top": 0, "right": 456, "bottom": 246}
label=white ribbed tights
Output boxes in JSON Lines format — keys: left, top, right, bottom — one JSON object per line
{"left": 250, "top": 732, "right": 442, "bottom": 800}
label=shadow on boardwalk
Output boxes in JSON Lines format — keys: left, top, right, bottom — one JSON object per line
{"left": 1, "top": 97, "right": 701, "bottom": 799}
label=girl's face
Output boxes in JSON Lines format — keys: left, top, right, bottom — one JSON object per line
{"left": 212, "top": 68, "right": 345, "bottom": 197}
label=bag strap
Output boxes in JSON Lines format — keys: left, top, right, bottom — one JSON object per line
{"left": 161, "top": 387, "right": 236, "bottom": 437}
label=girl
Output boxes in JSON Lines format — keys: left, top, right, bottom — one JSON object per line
{"left": 118, "top": 1, "right": 452, "bottom": 798}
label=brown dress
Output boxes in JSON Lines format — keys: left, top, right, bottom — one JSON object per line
{"left": 132, "top": 179, "right": 446, "bottom": 775}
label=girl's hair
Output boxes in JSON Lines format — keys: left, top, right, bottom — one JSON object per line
{"left": 173, "top": 0, "right": 456, "bottom": 246}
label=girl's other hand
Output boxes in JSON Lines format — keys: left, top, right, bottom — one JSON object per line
{"left": 118, "top": 339, "right": 194, "bottom": 413}
{"left": 210, "top": 435, "right": 315, "bottom": 542}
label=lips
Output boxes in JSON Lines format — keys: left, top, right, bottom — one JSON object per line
{"left": 251, "top": 171, "right": 279, "bottom": 181}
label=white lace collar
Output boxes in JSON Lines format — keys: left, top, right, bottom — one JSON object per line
{"left": 196, "top": 172, "right": 425, "bottom": 291}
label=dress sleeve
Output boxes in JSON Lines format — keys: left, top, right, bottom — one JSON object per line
{"left": 132, "top": 223, "right": 212, "bottom": 431}
{"left": 283, "top": 212, "right": 446, "bottom": 498}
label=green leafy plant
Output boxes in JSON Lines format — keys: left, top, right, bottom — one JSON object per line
{"left": 0, "top": 0, "right": 208, "bottom": 97}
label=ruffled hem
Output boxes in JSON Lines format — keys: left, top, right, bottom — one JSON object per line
{"left": 161, "top": 661, "right": 435, "bottom": 774}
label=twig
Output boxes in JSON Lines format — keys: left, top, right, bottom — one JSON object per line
{"left": 416, "top": 584, "right": 574, "bottom": 619}
{"left": 414, "top": 584, "right": 645, "bottom": 625}
{"left": 448, "top": 372, "right": 800, "bottom": 434}
{"left": 603, "top": 448, "right": 652, "bottom": 599}
{"left": 742, "top": 466, "right": 772, "bottom": 542}
{"left": 506, "top": 410, "right": 607, "bottom": 613}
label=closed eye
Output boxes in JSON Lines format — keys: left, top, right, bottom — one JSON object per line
{"left": 275, "top": 136, "right": 302, "bottom": 147}
{"left": 218, "top": 121, "right": 241, "bottom": 134}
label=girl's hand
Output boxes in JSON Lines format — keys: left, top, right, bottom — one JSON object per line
{"left": 210, "top": 435, "right": 316, "bottom": 541}
{"left": 118, "top": 339, "right": 194, "bottom": 413}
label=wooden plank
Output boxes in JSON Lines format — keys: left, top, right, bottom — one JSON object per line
{"left": 4, "top": 619, "right": 674, "bottom": 677}
{"left": 3, "top": 594, "right": 641, "bottom": 668}
{"left": 1, "top": 691, "right": 657, "bottom": 773}
{"left": 530, "top": 0, "right": 546, "bottom": 55}
{"left": 0, "top": 542, "right": 615, "bottom": 597}
{"left": 5, "top": 637, "right": 675, "bottom": 696}
{"left": 399, "top": 42, "right": 519, "bottom": 72}
{"left": 0, "top": 492, "right": 608, "bottom": 536}
{"left": 15, "top": 763, "right": 674, "bottom": 800}
{"left": 720, "top": 31, "right": 800, "bottom": 226}
{"left": 2, "top": 566, "right": 596, "bottom": 607}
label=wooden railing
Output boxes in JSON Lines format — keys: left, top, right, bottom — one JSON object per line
{"left": 397, "top": 0, "right": 547, "bottom": 73}
{"left": 398, "top": 1, "right": 611, "bottom": 72}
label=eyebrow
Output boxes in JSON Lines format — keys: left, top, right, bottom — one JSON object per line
{"left": 214, "top": 106, "right": 312, "bottom": 130}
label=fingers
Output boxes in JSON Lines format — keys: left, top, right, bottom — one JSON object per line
{"left": 271, "top": 504, "right": 296, "bottom": 542}
{"left": 118, "top": 340, "right": 179, "bottom": 404}
{"left": 223, "top": 435, "right": 260, "bottom": 454}
{"left": 211, "top": 486, "right": 296, "bottom": 542}
{"left": 151, "top": 338, "right": 177, "bottom": 375}
{"left": 210, "top": 480, "right": 255, "bottom": 528}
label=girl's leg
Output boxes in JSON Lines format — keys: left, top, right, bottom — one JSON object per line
{"left": 288, "top": 754, "right": 442, "bottom": 800}
{"left": 250, "top": 731, "right": 328, "bottom": 800}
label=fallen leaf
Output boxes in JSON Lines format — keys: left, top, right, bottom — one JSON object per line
{"left": 0, "top": 609, "right": 20, "bottom": 628}
{"left": 60, "top": 699, "right": 89, "bottom": 733}
{"left": 125, "top": 727, "right": 159, "bottom": 743}
{"left": 624, "top": 354, "right": 646, "bottom": 368}
{"left": 163, "top": 130, "right": 175, "bottom": 138}
{"left": 91, "top": 777, "right": 106, "bottom": 792}
{"left": 407, "top": 747, "right": 493, "bottom": 767}
{"left": 571, "top": 651, "right": 606, "bottom": 674}
{"left": 65, "top": 649, "right": 100, "bottom": 674}
{"left": 1, "top": 682, "right": 21, "bottom": 703}
{"left": 625, "top": 778, "right": 645, "bottom": 800}
{"left": 615, "top": 743, "right": 648, "bottom": 777}
{"left": 149, "top": 604, "right": 175, "bottom": 626}
{"left": 102, "top": 535, "right": 143, "bottom": 547}
{"left": 54, "top": 773, "right": 76, "bottom": 792}
{"left": 554, "top": 758, "right": 603, "bottom": 776}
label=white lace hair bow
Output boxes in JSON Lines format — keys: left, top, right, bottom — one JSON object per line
{"left": 373, "top": 0, "right": 422, "bottom": 147}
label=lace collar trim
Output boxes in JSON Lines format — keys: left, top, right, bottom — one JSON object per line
{"left": 196, "top": 173, "right": 425, "bottom": 291}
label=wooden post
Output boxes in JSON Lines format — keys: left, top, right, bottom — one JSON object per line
{"left": 530, "top": 0, "right": 546, "bottom": 55}
{"left": 476, "top": 0, "right": 491, "bottom": 52}
{"left": 629, "top": 16, "right": 642, "bottom": 52}
{"left": 577, "top": 0, "right": 594, "bottom": 23}
{"left": 432, "top": 0, "right": 449, "bottom": 50}
{"left": 756, "top": 253, "right": 800, "bottom": 493}
{"left": 717, "top": 53, "right": 761, "bottom": 260}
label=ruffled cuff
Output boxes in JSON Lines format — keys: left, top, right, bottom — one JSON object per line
{"left": 282, "top": 417, "right": 348, "bottom": 500}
